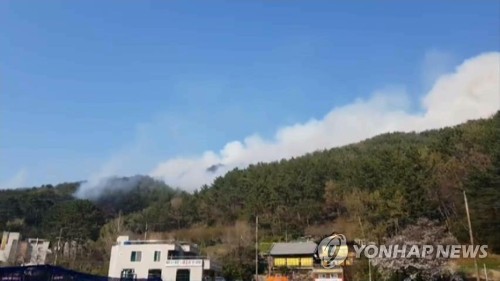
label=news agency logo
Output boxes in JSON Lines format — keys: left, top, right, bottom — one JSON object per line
{"left": 316, "top": 233, "right": 348, "bottom": 268}
{"left": 353, "top": 244, "right": 488, "bottom": 259}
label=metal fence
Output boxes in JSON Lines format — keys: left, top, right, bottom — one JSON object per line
{"left": 0, "top": 265, "right": 161, "bottom": 281}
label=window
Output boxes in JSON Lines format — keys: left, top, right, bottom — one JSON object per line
{"left": 175, "top": 269, "right": 190, "bottom": 281}
{"left": 286, "top": 257, "right": 299, "bottom": 267}
{"left": 148, "top": 269, "right": 162, "bottom": 280}
{"left": 130, "top": 251, "right": 142, "bottom": 262}
{"left": 167, "top": 250, "right": 177, "bottom": 259}
{"left": 121, "top": 269, "right": 135, "bottom": 280}
{"left": 273, "top": 258, "right": 286, "bottom": 266}
{"left": 154, "top": 251, "right": 161, "bottom": 262}
{"left": 300, "top": 257, "right": 313, "bottom": 267}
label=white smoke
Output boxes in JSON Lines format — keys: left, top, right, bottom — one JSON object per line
{"left": 74, "top": 142, "right": 147, "bottom": 198}
{"left": 149, "top": 52, "right": 500, "bottom": 190}
{"left": 74, "top": 175, "right": 146, "bottom": 199}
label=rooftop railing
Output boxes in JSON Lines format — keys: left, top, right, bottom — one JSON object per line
{"left": 115, "top": 240, "right": 199, "bottom": 247}
{"left": 166, "top": 255, "right": 207, "bottom": 260}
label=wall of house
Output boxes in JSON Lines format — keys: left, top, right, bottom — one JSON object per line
{"left": 271, "top": 255, "right": 314, "bottom": 268}
{"left": 312, "top": 268, "right": 343, "bottom": 281}
{"left": 108, "top": 237, "right": 218, "bottom": 281}
{"left": 0, "top": 232, "right": 20, "bottom": 263}
{"left": 164, "top": 261, "right": 204, "bottom": 281}
{"left": 108, "top": 242, "right": 180, "bottom": 278}
{"left": 26, "top": 239, "right": 51, "bottom": 265}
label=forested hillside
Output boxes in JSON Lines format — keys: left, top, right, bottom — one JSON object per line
{"left": 1, "top": 111, "right": 499, "bottom": 275}
{"left": 0, "top": 176, "right": 182, "bottom": 239}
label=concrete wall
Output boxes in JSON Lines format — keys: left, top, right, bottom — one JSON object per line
{"left": 164, "top": 261, "right": 204, "bottom": 281}
{"left": 26, "top": 239, "right": 51, "bottom": 265}
{"left": 0, "top": 232, "right": 20, "bottom": 263}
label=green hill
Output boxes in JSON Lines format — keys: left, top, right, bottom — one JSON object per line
{"left": 1, "top": 111, "right": 499, "bottom": 274}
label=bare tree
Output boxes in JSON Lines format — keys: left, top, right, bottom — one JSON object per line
{"left": 170, "top": 197, "right": 183, "bottom": 229}
{"left": 371, "top": 218, "right": 458, "bottom": 280}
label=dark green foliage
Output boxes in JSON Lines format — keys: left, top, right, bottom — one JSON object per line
{"left": 220, "top": 245, "right": 256, "bottom": 281}
{"left": 41, "top": 200, "right": 105, "bottom": 241}
{"left": 0, "top": 182, "right": 79, "bottom": 237}
{"left": 92, "top": 175, "right": 177, "bottom": 217}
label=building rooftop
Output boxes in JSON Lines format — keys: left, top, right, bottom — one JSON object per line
{"left": 121, "top": 240, "right": 175, "bottom": 245}
{"left": 269, "top": 241, "right": 317, "bottom": 256}
{"left": 114, "top": 236, "right": 198, "bottom": 247}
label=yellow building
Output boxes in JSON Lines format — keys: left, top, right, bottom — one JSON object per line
{"left": 266, "top": 237, "right": 358, "bottom": 281}
{"left": 268, "top": 241, "right": 317, "bottom": 270}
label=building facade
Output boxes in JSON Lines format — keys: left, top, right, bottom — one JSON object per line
{"left": 26, "top": 238, "right": 51, "bottom": 265}
{"left": 266, "top": 240, "right": 352, "bottom": 281}
{"left": 0, "top": 232, "right": 20, "bottom": 264}
{"left": 108, "top": 236, "right": 221, "bottom": 281}
{"left": 268, "top": 241, "right": 317, "bottom": 270}
{"left": 0, "top": 232, "right": 52, "bottom": 266}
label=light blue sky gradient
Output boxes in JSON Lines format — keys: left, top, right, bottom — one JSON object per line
{"left": 1, "top": 1, "right": 499, "bottom": 187}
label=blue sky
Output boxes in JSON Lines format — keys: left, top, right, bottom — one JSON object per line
{"left": 1, "top": 1, "right": 499, "bottom": 189}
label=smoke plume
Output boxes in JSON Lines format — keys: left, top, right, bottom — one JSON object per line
{"left": 73, "top": 52, "right": 499, "bottom": 197}
{"left": 149, "top": 52, "right": 500, "bottom": 190}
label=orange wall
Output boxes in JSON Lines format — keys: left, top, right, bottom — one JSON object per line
{"left": 266, "top": 276, "right": 289, "bottom": 281}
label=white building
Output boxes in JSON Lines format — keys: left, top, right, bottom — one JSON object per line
{"left": 311, "top": 268, "right": 344, "bottom": 281}
{"left": 108, "top": 236, "right": 222, "bottom": 281}
{"left": 25, "top": 238, "right": 51, "bottom": 265}
{"left": 0, "top": 231, "right": 20, "bottom": 264}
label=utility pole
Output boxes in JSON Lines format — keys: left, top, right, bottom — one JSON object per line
{"left": 144, "top": 222, "right": 148, "bottom": 240}
{"left": 117, "top": 210, "right": 122, "bottom": 233}
{"left": 358, "top": 216, "right": 371, "bottom": 281}
{"left": 483, "top": 263, "right": 489, "bottom": 281}
{"left": 54, "top": 228, "right": 63, "bottom": 265}
{"left": 33, "top": 238, "right": 39, "bottom": 265}
{"left": 239, "top": 235, "right": 243, "bottom": 278}
{"left": 255, "top": 215, "right": 259, "bottom": 281}
{"left": 463, "top": 190, "right": 480, "bottom": 281}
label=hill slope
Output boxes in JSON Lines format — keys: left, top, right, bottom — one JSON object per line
{"left": 1, "top": 112, "right": 499, "bottom": 271}
{"left": 185, "top": 111, "right": 499, "bottom": 248}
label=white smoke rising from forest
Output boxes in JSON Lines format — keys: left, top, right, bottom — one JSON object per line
{"left": 74, "top": 51, "right": 500, "bottom": 197}
{"left": 149, "top": 52, "right": 500, "bottom": 190}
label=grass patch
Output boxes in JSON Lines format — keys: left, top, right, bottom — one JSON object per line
{"left": 454, "top": 254, "right": 500, "bottom": 272}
